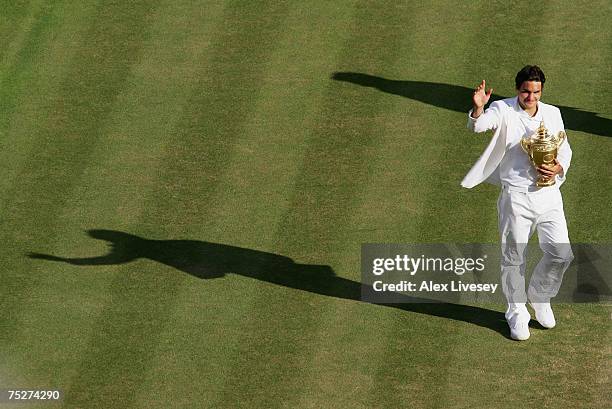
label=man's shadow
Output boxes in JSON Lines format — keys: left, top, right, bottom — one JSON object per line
{"left": 29, "top": 230, "right": 510, "bottom": 337}
{"left": 332, "top": 72, "right": 611, "bottom": 137}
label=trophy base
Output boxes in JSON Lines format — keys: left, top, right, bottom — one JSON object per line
{"left": 536, "top": 177, "right": 556, "bottom": 187}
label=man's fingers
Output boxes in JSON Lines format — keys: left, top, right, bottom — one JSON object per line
{"left": 537, "top": 166, "right": 555, "bottom": 176}
{"left": 473, "top": 81, "right": 492, "bottom": 100}
{"left": 540, "top": 163, "right": 557, "bottom": 171}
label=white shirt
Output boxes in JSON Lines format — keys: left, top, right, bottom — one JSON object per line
{"left": 498, "top": 105, "right": 542, "bottom": 187}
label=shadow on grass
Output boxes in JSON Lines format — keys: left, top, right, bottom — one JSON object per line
{"left": 29, "top": 229, "right": 510, "bottom": 338}
{"left": 331, "top": 72, "right": 611, "bottom": 137}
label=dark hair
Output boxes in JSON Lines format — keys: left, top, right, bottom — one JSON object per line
{"left": 515, "top": 65, "right": 546, "bottom": 89}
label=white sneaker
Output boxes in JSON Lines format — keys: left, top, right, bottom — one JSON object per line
{"left": 530, "top": 302, "right": 556, "bottom": 329}
{"left": 508, "top": 315, "right": 530, "bottom": 341}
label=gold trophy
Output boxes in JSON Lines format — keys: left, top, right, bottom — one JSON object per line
{"left": 520, "top": 122, "right": 566, "bottom": 187}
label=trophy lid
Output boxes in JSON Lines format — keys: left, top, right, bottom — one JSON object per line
{"left": 535, "top": 121, "right": 549, "bottom": 140}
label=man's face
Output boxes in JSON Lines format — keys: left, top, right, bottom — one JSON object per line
{"left": 516, "top": 81, "right": 542, "bottom": 111}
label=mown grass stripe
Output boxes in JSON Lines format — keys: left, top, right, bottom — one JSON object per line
{"left": 62, "top": 2, "right": 292, "bottom": 407}
{"left": 0, "top": 1, "right": 47, "bottom": 85}
{"left": 0, "top": 1, "right": 100, "bottom": 346}
{"left": 119, "top": 2, "right": 368, "bottom": 406}
{"left": 16, "top": 2, "right": 230, "bottom": 407}
{"left": 268, "top": 3, "right": 421, "bottom": 405}
{"left": 273, "top": 3, "right": 411, "bottom": 265}
{"left": 134, "top": 0, "right": 291, "bottom": 236}
{"left": 0, "top": 3, "right": 61, "bottom": 171}
{"left": 0, "top": 0, "right": 159, "bottom": 404}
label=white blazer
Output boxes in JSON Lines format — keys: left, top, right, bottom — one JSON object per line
{"left": 461, "top": 97, "right": 572, "bottom": 189}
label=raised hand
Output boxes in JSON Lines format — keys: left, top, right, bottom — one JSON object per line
{"left": 472, "top": 80, "right": 493, "bottom": 118}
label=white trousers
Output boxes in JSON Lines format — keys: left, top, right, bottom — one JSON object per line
{"left": 497, "top": 185, "right": 574, "bottom": 321}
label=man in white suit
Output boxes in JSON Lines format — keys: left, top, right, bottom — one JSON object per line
{"left": 463, "top": 65, "right": 574, "bottom": 341}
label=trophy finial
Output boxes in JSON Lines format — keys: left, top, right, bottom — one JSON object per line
{"left": 536, "top": 121, "right": 547, "bottom": 139}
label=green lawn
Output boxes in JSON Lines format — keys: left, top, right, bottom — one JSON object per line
{"left": 1, "top": 1, "right": 610, "bottom": 408}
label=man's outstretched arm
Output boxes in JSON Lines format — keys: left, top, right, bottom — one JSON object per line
{"left": 28, "top": 250, "right": 135, "bottom": 265}
{"left": 467, "top": 80, "right": 500, "bottom": 133}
